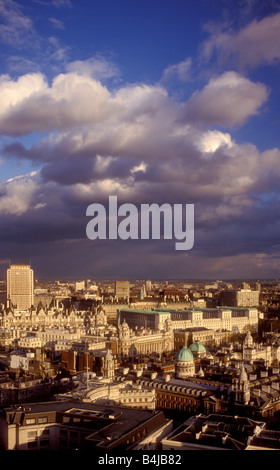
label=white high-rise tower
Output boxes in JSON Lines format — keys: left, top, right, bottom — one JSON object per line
{"left": 7, "top": 264, "right": 34, "bottom": 310}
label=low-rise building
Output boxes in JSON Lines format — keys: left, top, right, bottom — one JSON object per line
{"left": 220, "top": 289, "right": 260, "bottom": 307}
{"left": 120, "top": 306, "right": 262, "bottom": 334}
{"left": 17, "top": 335, "right": 42, "bottom": 349}
{"left": 162, "top": 411, "right": 280, "bottom": 450}
{"left": 162, "top": 414, "right": 267, "bottom": 450}
{"left": 0, "top": 401, "right": 168, "bottom": 450}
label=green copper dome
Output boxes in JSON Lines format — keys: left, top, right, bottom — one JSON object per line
{"left": 177, "top": 345, "right": 194, "bottom": 361}
{"left": 189, "top": 341, "right": 206, "bottom": 353}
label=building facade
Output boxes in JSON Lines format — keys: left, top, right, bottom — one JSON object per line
{"left": 220, "top": 289, "right": 260, "bottom": 307}
{"left": 115, "top": 281, "right": 130, "bottom": 300}
{"left": 7, "top": 264, "right": 34, "bottom": 311}
{"left": 0, "top": 401, "right": 167, "bottom": 450}
{"left": 117, "top": 319, "right": 173, "bottom": 357}
{"left": 120, "top": 306, "right": 261, "bottom": 334}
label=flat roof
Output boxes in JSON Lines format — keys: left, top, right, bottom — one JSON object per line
{"left": 2, "top": 401, "right": 166, "bottom": 449}
{"left": 217, "top": 306, "right": 257, "bottom": 310}
{"left": 3, "top": 400, "right": 156, "bottom": 420}
{"left": 120, "top": 308, "right": 170, "bottom": 315}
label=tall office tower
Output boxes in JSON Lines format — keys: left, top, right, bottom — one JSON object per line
{"left": 7, "top": 264, "right": 34, "bottom": 310}
{"left": 115, "top": 281, "right": 130, "bottom": 300}
{"left": 145, "top": 280, "right": 152, "bottom": 292}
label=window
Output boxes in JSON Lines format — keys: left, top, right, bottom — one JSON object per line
{"left": 26, "top": 418, "right": 36, "bottom": 425}
{"left": 38, "top": 417, "right": 48, "bottom": 424}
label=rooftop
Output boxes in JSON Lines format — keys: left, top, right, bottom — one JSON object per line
{"left": 120, "top": 308, "right": 170, "bottom": 315}
{"left": 2, "top": 400, "right": 166, "bottom": 450}
{"left": 164, "top": 414, "right": 266, "bottom": 450}
{"left": 177, "top": 345, "right": 194, "bottom": 361}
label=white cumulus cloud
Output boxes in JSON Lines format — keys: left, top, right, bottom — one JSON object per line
{"left": 181, "top": 71, "right": 269, "bottom": 127}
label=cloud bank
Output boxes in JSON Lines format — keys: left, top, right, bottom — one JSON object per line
{"left": 0, "top": 5, "right": 279, "bottom": 279}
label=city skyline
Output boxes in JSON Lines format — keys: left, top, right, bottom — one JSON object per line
{"left": 0, "top": 1, "right": 280, "bottom": 280}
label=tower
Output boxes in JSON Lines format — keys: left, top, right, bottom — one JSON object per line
{"left": 244, "top": 330, "right": 254, "bottom": 349}
{"left": 118, "top": 320, "right": 131, "bottom": 357}
{"left": 115, "top": 281, "right": 130, "bottom": 300}
{"left": 175, "top": 345, "right": 195, "bottom": 379}
{"left": 103, "top": 349, "right": 115, "bottom": 379}
{"left": 145, "top": 280, "right": 152, "bottom": 292}
{"left": 119, "top": 320, "right": 130, "bottom": 340}
{"left": 234, "top": 364, "right": 250, "bottom": 405}
{"left": 7, "top": 264, "right": 34, "bottom": 310}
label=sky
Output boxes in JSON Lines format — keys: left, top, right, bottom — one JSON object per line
{"left": 0, "top": 0, "right": 280, "bottom": 281}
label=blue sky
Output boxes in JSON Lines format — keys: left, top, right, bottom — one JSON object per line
{"left": 0, "top": 0, "right": 280, "bottom": 280}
